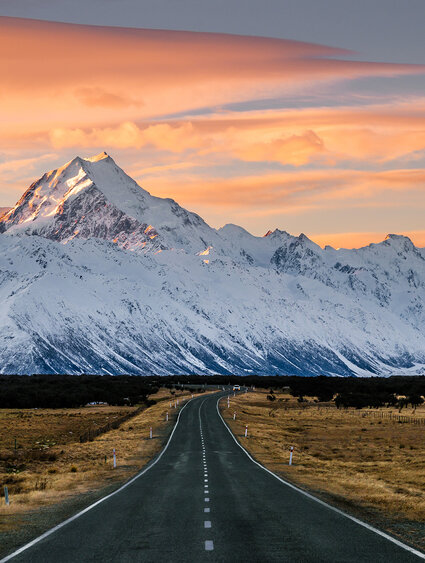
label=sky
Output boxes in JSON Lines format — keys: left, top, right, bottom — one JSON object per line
{"left": 1, "top": 1, "right": 425, "bottom": 248}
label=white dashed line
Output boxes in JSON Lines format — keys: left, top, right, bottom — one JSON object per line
{"left": 199, "top": 400, "right": 215, "bottom": 555}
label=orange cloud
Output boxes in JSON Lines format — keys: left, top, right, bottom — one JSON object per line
{"left": 1, "top": 16, "right": 425, "bottom": 131}
{"left": 75, "top": 87, "right": 142, "bottom": 108}
{"left": 234, "top": 130, "right": 325, "bottom": 166}
{"left": 48, "top": 121, "right": 204, "bottom": 152}
{"left": 135, "top": 168, "right": 425, "bottom": 211}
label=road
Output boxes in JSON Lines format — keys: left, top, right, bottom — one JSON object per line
{"left": 3, "top": 391, "right": 424, "bottom": 562}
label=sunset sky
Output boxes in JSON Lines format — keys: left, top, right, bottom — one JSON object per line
{"left": 1, "top": 1, "right": 425, "bottom": 248}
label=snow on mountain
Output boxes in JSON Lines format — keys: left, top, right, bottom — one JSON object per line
{"left": 0, "top": 152, "right": 219, "bottom": 253}
{"left": 0, "top": 153, "right": 424, "bottom": 376}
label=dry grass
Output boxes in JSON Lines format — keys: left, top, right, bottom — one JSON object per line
{"left": 0, "top": 388, "right": 206, "bottom": 527}
{"left": 221, "top": 390, "right": 425, "bottom": 547}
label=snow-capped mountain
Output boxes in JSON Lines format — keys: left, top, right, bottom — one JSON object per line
{"left": 0, "top": 152, "right": 219, "bottom": 253}
{"left": 0, "top": 153, "right": 424, "bottom": 376}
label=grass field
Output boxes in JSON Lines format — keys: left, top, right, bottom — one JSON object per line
{"left": 221, "top": 389, "right": 425, "bottom": 550}
{"left": 0, "top": 387, "right": 200, "bottom": 526}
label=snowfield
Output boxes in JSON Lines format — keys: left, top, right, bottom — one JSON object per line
{"left": 0, "top": 152, "right": 424, "bottom": 376}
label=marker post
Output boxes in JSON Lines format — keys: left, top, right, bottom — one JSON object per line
{"left": 149, "top": 427, "right": 153, "bottom": 439}
{"left": 4, "top": 486, "right": 9, "bottom": 506}
{"left": 244, "top": 425, "right": 248, "bottom": 438}
{"left": 166, "top": 412, "right": 169, "bottom": 421}
{"left": 289, "top": 446, "right": 294, "bottom": 466}
{"left": 113, "top": 448, "right": 117, "bottom": 469}
{"left": 233, "top": 412, "right": 236, "bottom": 420}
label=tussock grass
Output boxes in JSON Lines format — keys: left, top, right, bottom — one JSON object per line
{"left": 221, "top": 390, "right": 425, "bottom": 548}
{"left": 0, "top": 388, "right": 201, "bottom": 525}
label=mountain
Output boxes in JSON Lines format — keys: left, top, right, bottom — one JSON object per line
{"left": 0, "top": 153, "right": 424, "bottom": 376}
{"left": 0, "top": 152, "right": 219, "bottom": 253}
{"left": 0, "top": 207, "right": 11, "bottom": 218}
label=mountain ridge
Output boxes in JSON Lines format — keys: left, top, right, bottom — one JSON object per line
{"left": 0, "top": 153, "right": 424, "bottom": 376}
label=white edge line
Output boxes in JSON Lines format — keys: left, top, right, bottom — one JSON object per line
{"left": 216, "top": 395, "right": 425, "bottom": 560}
{"left": 0, "top": 398, "right": 195, "bottom": 563}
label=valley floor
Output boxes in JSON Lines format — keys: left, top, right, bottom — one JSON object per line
{"left": 221, "top": 390, "right": 425, "bottom": 552}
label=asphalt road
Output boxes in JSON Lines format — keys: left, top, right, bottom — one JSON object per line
{"left": 3, "top": 391, "right": 424, "bottom": 562}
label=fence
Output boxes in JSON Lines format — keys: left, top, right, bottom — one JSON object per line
{"left": 79, "top": 406, "right": 146, "bottom": 443}
{"left": 345, "top": 409, "right": 425, "bottom": 426}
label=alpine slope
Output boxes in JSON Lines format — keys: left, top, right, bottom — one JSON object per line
{"left": 0, "top": 152, "right": 424, "bottom": 376}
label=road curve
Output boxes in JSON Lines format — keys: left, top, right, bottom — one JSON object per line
{"left": 2, "top": 391, "right": 424, "bottom": 562}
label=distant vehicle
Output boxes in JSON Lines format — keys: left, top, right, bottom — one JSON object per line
{"left": 233, "top": 385, "right": 241, "bottom": 391}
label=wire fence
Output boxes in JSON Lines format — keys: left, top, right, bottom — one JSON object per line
{"left": 345, "top": 409, "right": 425, "bottom": 425}
{"left": 79, "top": 406, "right": 146, "bottom": 443}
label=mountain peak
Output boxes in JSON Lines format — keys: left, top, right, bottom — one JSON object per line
{"left": 83, "top": 151, "right": 110, "bottom": 163}
{"left": 382, "top": 233, "right": 415, "bottom": 252}
{"left": 0, "top": 153, "right": 217, "bottom": 253}
{"left": 385, "top": 233, "right": 412, "bottom": 243}
{"left": 263, "top": 228, "right": 290, "bottom": 239}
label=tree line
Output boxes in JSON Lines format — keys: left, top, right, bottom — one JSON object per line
{"left": 0, "top": 373, "right": 423, "bottom": 410}
{"left": 0, "top": 375, "right": 158, "bottom": 408}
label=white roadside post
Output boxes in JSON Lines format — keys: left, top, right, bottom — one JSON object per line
{"left": 169, "top": 402, "right": 172, "bottom": 408}
{"left": 4, "top": 486, "right": 9, "bottom": 506}
{"left": 227, "top": 396, "right": 230, "bottom": 408}
{"left": 113, "top": 448, "right": 117, "bottom": 469}
{"left": 245, "top": 425, "right": 248, "bottom": 438}
{"left": 289, "top": 446, "right": 294, "bottom": 466}
{"left": 233, "top": 412, "right": 236, "bottom": 420}
{"left": 150, "top": 427, "right": 153, "bottom": 439}
{"left": 166, "top": 411, "right": 169, "bottom": 422}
